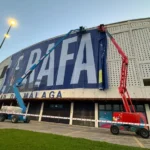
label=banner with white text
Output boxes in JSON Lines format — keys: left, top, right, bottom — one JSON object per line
{"left": 0, "top": 28, "right": 108, "bottom": 94}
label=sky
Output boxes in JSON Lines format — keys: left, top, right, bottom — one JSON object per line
{"left": 0, "top": 0, "right": 150, "bottom": 63}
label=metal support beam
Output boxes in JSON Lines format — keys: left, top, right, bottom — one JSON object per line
{"left": 95, "top": 103, "right": 99, "bottom": 128}
{"left": 69, "top": 102, "right": 74, "bottom": 125}
{"left": 145, "top": 104, "right": 150, "bottom": 128}
{"left": 25, "top": 102, "right": 30, "bottom": 116}
{"left": 39, "top": 102, "right": 44, "bottom": 122}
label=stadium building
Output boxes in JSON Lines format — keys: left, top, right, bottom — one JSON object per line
{"left": 0, "top": 17, "right": 150, "bottom": 128}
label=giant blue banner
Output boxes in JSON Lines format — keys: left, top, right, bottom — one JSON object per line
{"left": 0, "top": 28, "right": 108, "bottom": 94}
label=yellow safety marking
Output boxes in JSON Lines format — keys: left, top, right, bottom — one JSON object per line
{"left": 99, "top": 70, "right": 102, "bottom": 83}
{"left": 133, "top": 136, "right": 145, "bottom": 148}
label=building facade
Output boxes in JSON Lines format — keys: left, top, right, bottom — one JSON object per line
{"left": 0, "top": 18, "right": 150, "bottom": 128}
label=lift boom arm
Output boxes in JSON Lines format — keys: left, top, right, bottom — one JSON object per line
{"left": 98, "top": 24, "right": 135, "bottom": 113}
{"left": 13, "top": 27, "right": 86, "bottom": 113}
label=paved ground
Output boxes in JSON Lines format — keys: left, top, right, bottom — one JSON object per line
{"left": 0, "top": 121, "right": 150, "bottom": 149}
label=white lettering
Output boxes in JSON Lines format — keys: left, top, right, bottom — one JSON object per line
{"left": 56, "top": 36, "right": 77, "bottom": 85}
{"left": 0, "top": 59, "right": 12, "bottom": 92}
{"left": 35, "top": 44, "right": 54, "bottom": 87}
{"left": 16, "top": 55, "right": 24, "bottom": 70}
{"left": 71, "top": 33, "right": 96, "bottom": 84}
{"left": 22, "top": 49, "right": 41, "bottom": 85}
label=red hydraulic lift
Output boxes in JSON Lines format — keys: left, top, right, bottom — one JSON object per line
{"left": 97, "top": 24, "right": 149, "bottom": 138}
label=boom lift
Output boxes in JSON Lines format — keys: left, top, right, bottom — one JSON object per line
{"left": 98, "top": 24, "right": 149, "bottom": 138}
{"left": 0, "top": 26, "right": 86, "bottom": 123}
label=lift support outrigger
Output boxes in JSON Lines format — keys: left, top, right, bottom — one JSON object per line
{"left": 98, "top": 24, "right": 149, "bottom": 138}
{"left": 0, "top": 26, "right": 86, "bottom": 123}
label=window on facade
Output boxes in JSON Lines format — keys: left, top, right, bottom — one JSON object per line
{"left": 0, "top": 66, "right": 8, "bottom": 79}
{"left": 136, "top": 105, "right": 145, "bottom": 112}
{"left": 49, "top": 104, "right": 63, "bottom": 109}
{"left": 113, "top": 104, "right": 120, "bottom": 111}
{"left": 50, "top": 104, "right": 54, "bottom": 108}
{"left": 143, "top": 79, "right": 150, "bottom": 86}
{"left": 99, "top": 105, "right": 105, "bottom": 110}
{"left": 106, "top": 104, "right": 112, "bottom": 111}
{"left": 99, "top": 104, "right": 125, "bottom": 111}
